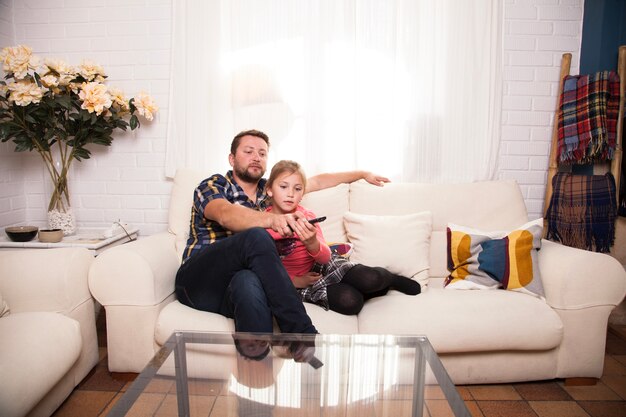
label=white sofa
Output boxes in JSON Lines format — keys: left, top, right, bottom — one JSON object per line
{"left": 0, "top": 247, "right": 99, "bottom": 417}
{"left": 89, "top": 169, "right": 626, "bottom": 384}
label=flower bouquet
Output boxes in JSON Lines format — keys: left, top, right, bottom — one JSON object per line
{"left": 0, "top": 45, "right": 158, "bottom": 234}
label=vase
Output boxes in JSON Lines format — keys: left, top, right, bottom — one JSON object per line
{"left": 47, "top": 206, "right": 76, "bottom": 236}
{"left": 46, "top": 158, "right": 76, "bottom": 236}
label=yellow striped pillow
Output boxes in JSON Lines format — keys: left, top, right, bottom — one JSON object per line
{"left": 445, "top": 219, "right": 545, "bottom": 299}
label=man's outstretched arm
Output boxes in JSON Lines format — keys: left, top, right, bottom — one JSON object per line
{"left": 306, "top": 171, "right": 390, "bottom": 193}
{"left": 204, "top": 199, "right": 306, "bottom": 237}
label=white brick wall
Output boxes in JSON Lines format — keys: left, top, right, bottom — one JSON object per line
{"left": 500, "top": 0, "right": 583, "bottom": 220}
{"left": 0, "top": 0, "right": 584, "bottom": 235}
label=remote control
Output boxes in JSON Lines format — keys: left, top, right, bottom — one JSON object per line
{"left": 308, "top": 216, "right": 326, "bottom": 224}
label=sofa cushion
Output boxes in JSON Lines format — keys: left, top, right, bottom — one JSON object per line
{"left": 445, "top": 219, "right": 545, "bottom": 299}
{"left": 0, "top": 312, "right": 82, "bottom": 417}
{"left": 357, "top": 287, "right": 563, "bottom": 353}
{"left": 156, "top": 300, "right": 235, "bottom": 345}
{"left": 344, "top": 211, "right": 432, "bottom": 286}
{"left": 304, "top": 302, "right": 359, "bottom": 333}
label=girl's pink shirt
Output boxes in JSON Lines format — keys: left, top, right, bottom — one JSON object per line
{"left": 265, "top": 205, "right": 332, "bottom": 280}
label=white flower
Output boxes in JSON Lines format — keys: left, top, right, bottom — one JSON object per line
{"left": 109, "top": 87, "right": 130, "bottom": 113}
{"left": 0, "top": 45, "right": 39, "bottom": 79}
{"left": 133, "top": 92, "right": 158, "bottom": 121}
{"left": 40, "top": 74, "right": 59, "bottom": 88}
{"left": 45, "top": 59, "right": 76, "bottom": 86}
{"left": 78, "top": 82, "right": 112, "bottom": 115}
{"left": 78, "top": 60, "right": 106, "bottom": 82}
{"left": 7, "top": 79, "right": 45, "bottom": 106}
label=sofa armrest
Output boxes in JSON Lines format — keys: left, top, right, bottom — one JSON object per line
{"left": 89, "top": 232, "right": 181, "bottom": 307}
{"left": 539, "top": 239, "right": 626, "bottom": 309}
{"left": 0, "top": 247, "right": 93, "bottom": 314}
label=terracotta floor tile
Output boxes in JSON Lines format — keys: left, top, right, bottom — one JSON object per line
{"left": 467, "top": 385, "right": 522, "bottom": 401}
{"left": 604, "top": 355, "right": 626, "bottom": 376}
{"left": 578, "top": 400, "right": 626, "bottom": 417}
{"left": 187, "top": 378, "right": 225, "bottom": 396}
{"left": 143, "top": 376, "right": 176, "bottom": 394}
{"left": 98, "top": 347, "right": 107, "bottom": 362}
{"left": 607, "top": 332, "right": 626, "bottom": 355}
{"left": 614, "top": 355, "right": 626, "bottom": 367}
{"left": 425, "top": 399, "right": 455, "bottom": 417}
{"left": 152, "top": 393, "right": 216, "bottom": 417}
{"left": 371, "top": 399, "right": 416, "bottom": 417}
{"left": 424, "top": 385, "right": 446, "bottom": 400}
{"left": 513, "top": 381, "right": 572, "bottom": 401}
{"left": 100, "top": 392, "right": 123, "bottom": 416}
{"left": 210, "top": 395, "right": 240, "bottom": 416}
{"left": 475, "top": 400, "right": 537, "bottom": 417}
{"left": 464, "top": 400, "right": 485, "bottom": 417}
{"left": 561, "top": 381, "right": 623, "bottom": 401}
{"left": 125, "top": 392, "right": 166, "bottom": 417}
{"left": 601, "top": 375, "right": 626, "bottom": 399}
{"left": 456, "top": 386, "right": 474, "bottom": 401}
{"left": 609, "top": 325, "right": 626, "bottom": 341}
{"left": 52, "top": 390, "right": 117, "bottom": 417}
{"left": 76, "top": 365, "right": 128, "bottom": 392}
{"left": 528, "top": 400, "right": 591, "bottom": 417}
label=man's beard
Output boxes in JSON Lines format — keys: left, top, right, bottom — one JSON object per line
{"left": 234, "top": 165, "right": 265, "bottom": 184}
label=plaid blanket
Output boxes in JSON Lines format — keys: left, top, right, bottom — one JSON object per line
{"left": 557, "top": 71, "right": 620, "bottom": 164}
{"left": 545, "top": 173, "right": 617, "bottom": 252}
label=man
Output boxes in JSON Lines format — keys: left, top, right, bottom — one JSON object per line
{"left": 175, "top": 129, "right": 389, "bottom": 335}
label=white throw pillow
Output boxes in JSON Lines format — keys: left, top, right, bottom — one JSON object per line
{"left": 0, "top": 291, "right": 9, "bottom": 318}
{"left": 343, "top": 211, "right": 432, "bottom": 287}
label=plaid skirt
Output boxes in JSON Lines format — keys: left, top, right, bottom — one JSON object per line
{"left": 297, "top": 252, "right": 356, "bottom": 310}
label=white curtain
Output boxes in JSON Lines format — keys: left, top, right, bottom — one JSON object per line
{"left": 166, "top": 0, "right": 502, "bottom": 182}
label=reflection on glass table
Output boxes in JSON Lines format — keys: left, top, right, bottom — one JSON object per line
{"left": 107, "top": 332, "right": 471, "bottom": 417}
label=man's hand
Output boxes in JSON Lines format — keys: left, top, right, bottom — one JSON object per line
{"left": 269, "top": 212, "right": 307, "bottom": 237}
{"left": 293, "top": 272, "right": 322, "bottom": 288}
{"left": 363, "top": 172, "right": 390, "bottom": 187}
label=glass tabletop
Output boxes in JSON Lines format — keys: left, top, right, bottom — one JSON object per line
{"left": 107, "top": 332, "right": 471, "bottom": 417}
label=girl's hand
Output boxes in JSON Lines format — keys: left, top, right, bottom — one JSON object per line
{"left": 290, "top": 217, "right": 319, "bottom": 247}
{"left": 293, "top": 272, "right": 322, "bottom": 288}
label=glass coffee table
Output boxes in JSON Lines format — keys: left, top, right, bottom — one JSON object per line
{"left": 107, "top": 332, "right": 470, "bottom": 417}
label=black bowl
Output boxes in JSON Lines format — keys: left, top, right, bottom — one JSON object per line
{"left": 5, "top": 226, "right": 39, "bottom": 242}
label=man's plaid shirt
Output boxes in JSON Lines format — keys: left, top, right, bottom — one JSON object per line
{"left": 182, "top": 170, "right": 269, "bottom": 263}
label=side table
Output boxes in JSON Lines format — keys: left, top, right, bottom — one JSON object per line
{"left": 0, "top": 226, "right": 139, "bottom": 256}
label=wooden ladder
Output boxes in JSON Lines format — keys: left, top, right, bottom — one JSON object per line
{"left": 543, "top": 46, "right": 626, "bottom": 221}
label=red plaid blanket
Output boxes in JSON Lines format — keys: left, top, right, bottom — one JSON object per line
{"left": 557, "top": 71, "right": 620, "bottom": 164}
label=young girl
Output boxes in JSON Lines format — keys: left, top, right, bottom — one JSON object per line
{"left": 265, "top": 160, "right": 421, "bottom": 315}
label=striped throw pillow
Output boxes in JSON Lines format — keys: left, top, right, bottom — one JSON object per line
{"left": 445, "top": 218, "right": 545, "bottom": 299}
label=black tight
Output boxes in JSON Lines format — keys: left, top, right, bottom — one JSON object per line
{"left": 326, "top": 265, "right": 421, "bottom": 315}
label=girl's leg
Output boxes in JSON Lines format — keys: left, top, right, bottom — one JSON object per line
{"left": 326, "top": 283, "right": 364, "bottom": 315}
{"left": 341, "top": 265, "right": 421, "bottom": 296}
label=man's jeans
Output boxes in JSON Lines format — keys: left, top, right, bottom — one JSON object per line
{"left": 175, "top": 228, "right": 317, "bottom": 334}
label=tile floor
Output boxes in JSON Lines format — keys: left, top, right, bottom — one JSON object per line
{"left": 51, "top": 313, "right": 626, "bottom": 417}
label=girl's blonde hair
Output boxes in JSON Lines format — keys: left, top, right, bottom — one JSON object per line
{"left": 266, "top": 160, "right": 307, "bottom": 190}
